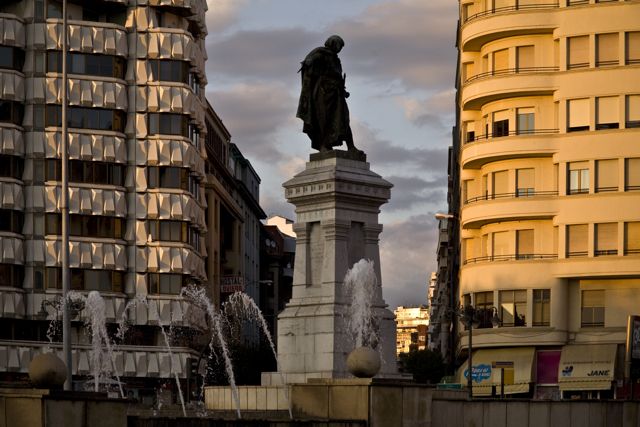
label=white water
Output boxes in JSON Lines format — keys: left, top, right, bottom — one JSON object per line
{"left": 344, "top": 259, "right": 380, "bottom": 349}
{"left": 181, "top": 285, "right": 241, "bottom": 419}
{"left": 224, "top": 292, "right": 293, "bottom": 419}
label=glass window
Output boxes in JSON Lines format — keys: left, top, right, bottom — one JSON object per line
{"left": 516, "top": 168, "right": 535, "bottom": 197}
{"left": 0, "top": 46, "right": 25, "bottom": 71}
{"left": 499, "top": 290, "right": 526, "bottom": 327}
{"left": 0, "top": 264, "right": 24, "bottom": 288}
{"left": 0, "top": 155, "right": 24, "bottom": 180}
{"left": 474, "top": 291, "right": 494, "bottom": 329}
{"left": 533, "top": 289, "right": 550, "bottom": 326}
{"left": 148, "top": 113, "right": 188, "bottom": 137}
{"left": 0, "top": 101, "right": 24, "bottom": 126}
{"left": 516, "top": 108, "right": 535, "bottom": 135}
{"left": 581, "top": 290, "right": 604, "bottom": 327}
{"left": 568, "top": 162, "right": 589, "bottom": 194}
{"left": 148, "top": 273, "right": 183, "bottom": 295}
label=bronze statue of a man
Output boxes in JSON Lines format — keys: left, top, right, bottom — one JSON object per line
{"left": 296, "top": 35, "right": 362, "bottom": 154}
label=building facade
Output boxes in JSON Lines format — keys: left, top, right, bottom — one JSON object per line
{"left": 453, "top": 0, "right": 640, "bottom": 399}
{"left": 0, "top": 0, "right": 212, "bottom": 400}
{"left": 394, "top": 306, "right": 430, "bottom": 355}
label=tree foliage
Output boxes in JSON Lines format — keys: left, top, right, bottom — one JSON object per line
{"left": 399, "top": 349, "right": 446, "bottom": 384}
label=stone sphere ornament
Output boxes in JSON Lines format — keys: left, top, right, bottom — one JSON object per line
{"left": 347, "top": 346, "right": 381, "bottom": 378}
{"left": 29, "top": 353, "right": 67, "bottom": 389}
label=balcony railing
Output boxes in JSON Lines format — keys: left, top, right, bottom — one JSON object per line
{"left": 463, "top": 253, "right": 557, "bottom": 265}
{"left": 464, "top": 128, "right": 559, "bottom": 144}
{"left": 463, "top": 2, "right": 560, "bottom": 24}
{"left": 464, "top": 190, "right": 558, "bottom": 205}
{"left": 464, "top": 66, "right": 559, "bottom": 84}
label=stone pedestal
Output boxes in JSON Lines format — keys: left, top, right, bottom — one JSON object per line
{"left": 271, "top": 151, "right": 397, "bottom": 383}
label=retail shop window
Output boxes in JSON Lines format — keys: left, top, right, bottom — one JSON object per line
{"left": 627, "top": 95, "right": 640, "bottom": 128}
{"left": 596, "top": 96, "right": 619, "bottom": 130}
{"left": 595, "top": 223, "right": 618, "bottom": 256}
{"left": 148, "top": 273, "right": 184, "bottom": 295}
{"left": 626, "top": 32, "right": 640, "bottom": 65}
{"left": 516, "top": 229, "right": 534, "bottom": 260}
{"left": 566, "top": 224, "right": 588, "bottom": 257}
{"left": 568, "top": 162, "right": 589, "bottom": 194}
{"left": 596, "top": 33, "right": 619, "bottom": 67}
{"left": 568, "top": 36, "right": 589, "bottom": 69}
{"left": 499, "top": 290, "right": 526, "bottom": 327}
{"left": 516, "top": 168, "right": 535, "bottom": 197}
{"left": 0, "top": 155, "right": 24, "bottom": 180}
{"left": 625, "top": 222, "right": 640, "bottom": 255}
{"left": 45, "top": 267, "right": 124, "bottom": 293}
{"left": 596, "top": 159, "right": 618, "bottom": 192}
{"left": 474, "top": 291, "right": 494, "bottom": 329}
{"left": 581, "top": 290, "right": 604, "bottom": 327}
{"left": 0, "top": 46, "right": 25, "bottom": 72}
{"left": 533, "top": 289, "right": 550, "bottom": 326}
{"left": 148, "top": 113, "right": 189, "bottom": 137}
{"left": 567, "top": 98, "right": 590, "bottom": 132}
{"left": 626, "top": 158, "right": 640, "bottom": 190}
{"left": 516, "top": 108, "right": 535, "bottom": 135}
{"left": 0, "top": 210, "right": 24, "bottom": 234}
{"left": 0, "top": 264, "right": 24, "bottom": 288}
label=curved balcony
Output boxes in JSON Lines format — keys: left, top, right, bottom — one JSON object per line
{"left": 553, "top": 191, "right": 639, "bottom": 224}
{"left": 461, "top": 327, "right": 567, "bottom": 349}
{"left": 136, "top": 137, "right": 206, "bottom": 177}
{"left": 0, "top": 70, "right": 24, "bottom": 102}
{"left": 462, "top": 72, "right": 555, "bottom": 110}
{"left": 0, "top": 181, "right": 24, "bottom": 211}
{"left": 554, "top": 255, "right": 640, "bottom": 279}
{"left": 46, "top": 21, "right": 127, "bottom": 57}
{"left": 137, "top": 29, "right": 206, "bottom": 78}
{"left": 138, "top": 244, "right": 206, "bottom": 281}
{"left": 135, "top": 190, "right": 206, "bottom": 230}
{"left": 135, "top": 83, "right": 206, "bottom": 129}
{"left": 42, "top": 130, "right": 126, "bottom": 163}
{"left": 0, "top": 14, "right": 25, "bottom": 48}
{"left": 0, "top": 126, "right": 23, "bottom": 156}
{"left": 461, "top": 130, "right": 559, "bottom": 169}
{"left": 464, "top": 66, "right": 559, "bottom": 86}
{"left": 0, "top": 288, "right": 26, "bottom": 319}
{"left": 42, "top": 76, "right": 127, "bottom": 111}
{"left": 461, "top": 193, "right": 558, "bottom": 228}
{"left": 461, "top": 7, "right": 557, "bottom": 51}
{"left": 38, "top": 238, "right": 127, "bottom": 271}
{"left": 0, "top": 235, "right": 24, "bottom": 265}
{"left": 32, "top": 184, "right": 127, "bottom": 217}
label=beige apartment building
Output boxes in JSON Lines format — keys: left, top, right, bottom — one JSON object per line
{"left": 455, "top": 0, "right": 640, "bottom": 399}
{"left": 394, "top": 305, "right": 430, "bottom": 355}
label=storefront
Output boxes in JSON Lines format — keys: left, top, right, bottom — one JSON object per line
{"left": 558, "top": 343, "right": 618, "bottom": 399}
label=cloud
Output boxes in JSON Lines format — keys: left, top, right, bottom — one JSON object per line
{"left": 205, "top": 0, "right": 247, "bottom": 33}
{"left": 386, "top": 175, "right": 447, "bottom": 212}
{"left": 380, "top": 214, "right": 440, "bottom": 308}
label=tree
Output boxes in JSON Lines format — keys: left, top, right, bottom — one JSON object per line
{"left": 399, "top": 349, "right": 446, "bottom": 384}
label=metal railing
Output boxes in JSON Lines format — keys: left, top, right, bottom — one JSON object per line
{"left": 463, "top": 253, "right": 557, "bottom": 265}
{"left": 464, "top": 2, "right": 560, "bottom": 24}
{"left": 464, "top": 190, "right": 558, "bottom": 205}
{"left": 464, "top": 66, "right": 559, "bottom": 84}
{"left": 465, "top": 128, "right": 559, "bottom": 144}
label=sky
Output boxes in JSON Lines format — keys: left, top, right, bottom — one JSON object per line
{"left": 204, "top": 0, "right": 459, "bottom": 309}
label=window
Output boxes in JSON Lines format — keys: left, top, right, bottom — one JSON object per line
{"left": 45, "top": 105, "right": 125, "bottom": 132}
{"left": 492, "top": 231, "right": 509, "bottom": 259}
{"left": 596, "top": 33, "right": 619, "bottom": 67}
{"left": 596, "top": 159, "right": 618, "bottom": 192}
{"left": 567, "top": 224, "right": 588, "bottom": 257}
{"left": 626, "top": 32, "right": 640, "bottom": 65}
{"left": 568, "top": 162, "right": 589, "bottom": 194}
{"left": 596, "top": 96, "right": 619, "bottom": 129}
{"left": 148, "top": 59, "right": 189, "bottom": 83}
{"left": 0, "top": 46, "right": 25, "bottom": 71}
{"left": 463, "top": 238, "right": 475, "bottom": 263}
{"left": 0, "top": 210, "right": 24, "bottom": 234}
{"left": 148, "top": 220, "right": 188, "bottom": 243}
{"left": 148, "top": 273, "right": 183, "bottom": 295}
{"left": 0, "top": 101, "right": 24, "bottom": 126}
{"left": 47, "top": 51, "right": 126, "bottom": 79}
{"left": 188, "top": 123, "right": 200, "bottom": 148}
{"left": 0, "top": 155, "right": 24, "bottom": 180}
{"left": 189, "top": 72, "right": 200, "bottom": 95}
{"left": 581, "top": 290, "right": 604, "bottom": 327}
{"left": 493, "top": 49, "right": 509, "bottom": 74}
{"left": 46, "top": 267, "right": 124, "bottom": 292}
{"left": 626, "top": 158, "right": 640, "bottom": 190}
{"left": 492, "top": 110, "right": 509, "bottom": 137}
{"left": 625, "top": 222, "right": 640, "bottom": 255}
{"left": 474, "top": 291, "right": 494, "bottom": 329}
{"left": 627, "top": 95, "right": 640, "bottom": 128}
{"left": 0, "top": 264, "right": 24, "bottom": 288}
{"left": 148, "top": 113, "right": 189, "bottom": 137}
{"left": 595, "top": 223, "right": 617, "bottom": 256}
{"left": 568, "top": 36, "right": 589, "bottom": 69}
{"left": 516, "top": 108, "right": 535, "bottom": 135}
{"left": 45, "top": 214, "right": 124, "bottom": 239}
{"left": 464, "top": 121, "right": 476, "bottom": 143}
{"left": 516, "top": 229, "right": 534, "bottom": 259}
{"left": 567, "top": 98, "right": 590, "bottom": 132}
{"left": 45, "top": 159, "right": 124, "bottom": 186}
{"left": 499, "top": 290, "right": 526, "bottom": 327}
{"left": 516, "top": 45, "right": 534, "bottom": 72}
{"left": 147, "top": 166, "right": 190, "bottom": 190}
{"left": 492, "top": 170, "right": 508, "bottom": 198}
{"left": 516, "top": 168, "right": 535, "bottom": 196}
{"left": 533, "top": 289, "right": 550, "bottom": 326}
{"left": 463, "top": 62, "right": 474, "bottom": 82}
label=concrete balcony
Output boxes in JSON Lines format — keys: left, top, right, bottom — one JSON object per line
{"left": 136, "top": 136, "right": 206, "bottom": 177}
{"left": 135, "top": 29, "right": 206, "bottom": 78}
{"left": 40, "top": 130, "right": 127, "bottom": 163}
{"left": 0, "top": 126, "right": 23, "bottom": 156}
{"left": 460, "top": 327, "right": 567, "bottom": 349}
{"left": 0, "top": 70, "right": 24, "bottom": 102}
{"left": 137, "top": 243, "right": 206, "bottom": 281}
{"left": 135, "top": 190, "right": 206, "bottom": 230}
{"left": 41, "top": 76, "right": 128, "bottom": 111}
{"left": 45, "top": 20, "right": 127, "bottom": 57}
{"left": 0, "top": 180, "right": 24, "bottom": 211}
{"left": 0, "top": 235, "right": 24, "bottom": 266}
{"left": 0, "top": 14, "right": 25, "bottom": 48}
{"left": 32, "top": 184, "right": 127, "bottom": 217}
{"left": 462, "top": 72, "right": 555, "bottom": 110}
{"left": 554, "top": 254, "right": 640, "bottom": 279}
{"left": 461, "top": 132, "right": 559, "bottom": 169}
{"left": 461, "top": 193, "right": 557, "bottom": 228}
{"left": 132, "top": 82, "right": 206, "bottom": 129}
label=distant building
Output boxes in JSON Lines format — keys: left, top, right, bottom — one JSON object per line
{"left": 394, "top": 306, "right": 430, "bottom": 355}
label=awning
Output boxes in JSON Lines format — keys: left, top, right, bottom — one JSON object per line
{"left": 456, "top": 347, "right": 535, "bottom": 396}
{"left": 558, "top": 344, "right": 617, "bottom": 391}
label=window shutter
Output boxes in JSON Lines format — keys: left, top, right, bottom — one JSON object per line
{"left": 493, "top": 170, "right": 509, "bottom": 195}
{"left": 517, "top": 168, "right": 535, "bottom": 190}
{"left": 492, "top": 231, "right": 510, "bottom": 257}
{"left": 517, "top": 45, "right": 535, "bottom": 70}
{"left": 596, "top": 159, "right": 618, "bottom": 191}
{"left": 627, "top": 32, "right": 640, "bottom": 64}
{"left": 597, "top": 33, "right": 619, "bottom": 66}
{"left": 626, "top": 158, "right": 640, "bottom": 189}
{"left": 568, "top": 36, "right": 589, "bottom": 68}
{"left": 517, "top": 229, "right": 534, "bottom": 256}
{"left": 582, "top": 290, "right": 604, "bottom": 307}
{"left": 493, "top": 49, "right": 509, "bottom": 72}
{"left": 464, "top": 238, "right": 475, "bottom": 261}
{"left": 493, "top": 109, "right": 509, "bottom": 122}
{"left": 463, "top": 62, "right": 474, "bottom": 81}
{"left": 568, "top": 98, "right": 590, "bottom": 129}
{"left": 627, "top": 95, "right": 640, "bottom": 125}
{"left": 625, "top": 222, "right": 640, "bottom": 253}
{"left": 595, "top": 223, "right": 617, "bottom": 253}
{"left": 567, "top": 224, "right": 588, "bottom": 256}
{"left": 597, "top": 96, "right": 619, "bottom": 127}
{"left": 494, "top": 0, "right": 510, "bottom": 9}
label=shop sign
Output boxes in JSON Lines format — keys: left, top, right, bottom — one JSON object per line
{"left": 464, "top": 364, "right": 492, "bottom": 383}
{"left": 221, "top": 276, "right": 244, "bottom": 293}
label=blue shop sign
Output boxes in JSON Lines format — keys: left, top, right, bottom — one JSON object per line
{"left": 464, "top": 364, "right": 492, "bottom": 383}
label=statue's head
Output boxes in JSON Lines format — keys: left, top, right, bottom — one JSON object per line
{"left": 324, "top": 35, "right": 345, "bottom": 54}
